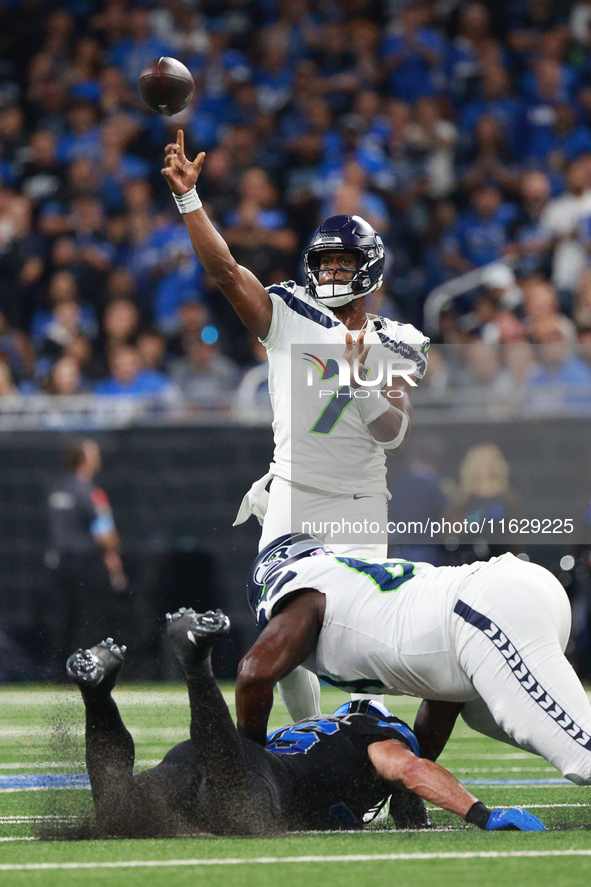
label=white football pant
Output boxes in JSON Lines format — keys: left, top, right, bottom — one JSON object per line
{"left": 453, "top": 554, "right": 591, "bottom": 784}
{"left": 260, "top": 477, "right": 388, "bottom": 722}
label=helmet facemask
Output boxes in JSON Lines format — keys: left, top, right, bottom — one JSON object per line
{"left": 304, "top": 248, "right": 366, "bottom": 308}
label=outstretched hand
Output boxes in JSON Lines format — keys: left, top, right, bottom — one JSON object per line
{"left": 161, "top": 129, "right": 206, "bottom": 197}
{"left": 343, "top": 329, "right": 371, "bottom": 388}
{"left": 485, "top": 807, "right": 546, "bottom": 831}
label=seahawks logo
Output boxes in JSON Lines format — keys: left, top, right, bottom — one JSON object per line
{"left": 253, "top": 545, "right": 291, "bottom": 586}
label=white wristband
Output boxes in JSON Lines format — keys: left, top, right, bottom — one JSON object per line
{"left": 355, "top": 391, "right": 391, "bottom": 426}
{"left": 173, "top": 187, "right": 202, "bottom": 214}
{"left": 377, "top": 412, "right": 409, "bottom": 451}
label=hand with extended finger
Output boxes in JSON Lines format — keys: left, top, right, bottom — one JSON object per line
{"left": 343, "top": 329, "right": 371, "bottom": 388}
{"left": 161, "top": 129, "right": 205, "bottom": 197}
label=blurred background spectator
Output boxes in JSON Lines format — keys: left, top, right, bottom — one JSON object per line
{"left": 169, "top": 329, "right": 239, "bottom": 410}
{"left": 388, "top": 432, "right": 448, "bottom": 565}
{"left": 0, "top": 0, "right": 591, "bottom": 424}
{"left": 94, "top": 342, "right": 173, "bottom": 397}
{"left": 232, "top": 335, "right": 271, "bottom": 423}
{"left": 445, "top": 442, "right": 521, "bottom": 546}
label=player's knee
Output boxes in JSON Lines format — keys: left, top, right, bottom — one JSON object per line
{"left": 562, "top": 753, "right": 591, "bottom": 786}
{"left": 563, "top": 767, "right": 591, "bottom": 786}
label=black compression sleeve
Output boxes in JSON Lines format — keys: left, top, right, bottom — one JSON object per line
{"left": 237, "top": 722, "right": 266, "bottom": 747}
{"left": 465, "top": 801, "right": 492, "bottom": 830}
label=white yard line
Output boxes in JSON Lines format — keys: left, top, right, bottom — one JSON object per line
{"left": 4, "top": 850, "right": 591, "bottom": 870}
{"left": 518, "top": 803, "right": 590, "bottom": 808}
{"left": 0, "top": 837, "right": 35, "bottom": 842}
{"left": 0, "top": 763, "right": 556, "bottom": 774}
{"left": 0, "top": 690, "right": 236, "bottom": 707}
{"left": 440, "top": 752, "right": 537, "bottom": 760}
{"left": 464, "top": 782, "right": 576, "bottom": 807}
{"left": 452, "top": 767, "right": 557, "bottom": 774}
{"left": 0, "top": 727, "right": 188, "bottom": 740}
{"left": 0, "top": 816, "right": 74, "bottom": 822}
{"left": 0, "top": 804, "right": 582, "bottom": 823}
{"left": 0, "top": 760, "right": 161, "bottom": 770}
{"left": 0, "top": 786, "right": 87, "bottom": 794}
{"left": 0, "top": 803, "right": 587, "bottom": 825}
{"left": 0, "top": 762, "right": 84, "bottom": 770}
{"left": 0, "top": 779, "right": 577, "bottom": 794}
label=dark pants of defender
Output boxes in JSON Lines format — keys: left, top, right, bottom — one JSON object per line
{"left": 81, "top": 661, "right": 270, "bottom": 837}
{"left": 48, "top": 553, "right": 113, "bottom": 674}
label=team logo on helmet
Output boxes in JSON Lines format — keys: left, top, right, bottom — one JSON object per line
{"left": 246, "top": 534, "right": 331, "bottom": 626}
{"left": 252, "top": 545, "right": 291, "bottom": 587}
{"left": 253, "top": 543, "right": 326, "bottom": 588}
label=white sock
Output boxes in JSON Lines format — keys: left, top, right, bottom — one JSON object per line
{"left": 278, "top": 667, "right": 321, "bottom": 721}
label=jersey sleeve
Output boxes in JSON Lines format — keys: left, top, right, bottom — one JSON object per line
{"left": 332, "top": 703, "right": 421, "bottom": 756}
{"left": 349, "top": 716, "right": 420, "bottom": 757}
{"left": 261, "top": 281, "right": 298, "bottom": 351}
{"left": 256, "top": 556, "right": 332, "bottom": 629}
{"left": 89, "top": 486, "right": 116, "bottom": 538}
{"left": 379, "top": 321, "right": 430, "bottom": 381}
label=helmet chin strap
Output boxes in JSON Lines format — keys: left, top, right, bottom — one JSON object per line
{"left": 314, "top": 282, "right": 364, "bottom": 308}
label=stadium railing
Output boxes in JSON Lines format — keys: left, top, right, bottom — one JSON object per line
{"left": 0, "top": 386, "right": 590, "bottom": 431}
{"left": 423, "top": 260, "right": 518, "bottom": 337}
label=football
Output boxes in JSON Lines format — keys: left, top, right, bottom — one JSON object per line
{"left": 138, "top": 57, "right": 195, "bottom": 117}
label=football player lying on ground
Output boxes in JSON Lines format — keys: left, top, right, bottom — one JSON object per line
{"left": 66, "top": 608, "right": 544, "bottom": 837}
{"left": 237, "top": 535, "right": 591, "bottom": 789}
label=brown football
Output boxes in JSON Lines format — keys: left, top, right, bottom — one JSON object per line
{"left": 138, "top": 57, "right": 195, "bottom": 117}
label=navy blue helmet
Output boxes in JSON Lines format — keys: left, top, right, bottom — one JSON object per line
{"left": 247, "top": 533, "right": 332, "bottom": 628}
{"left": 303, "top": 215, "right": 385, "bottom": 308}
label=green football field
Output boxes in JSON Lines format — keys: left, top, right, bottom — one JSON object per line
{"left": 1, "top": 684, "right": 590, "bottom": 887}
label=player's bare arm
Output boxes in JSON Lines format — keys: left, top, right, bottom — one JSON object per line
{"left": 236, "top": 591, "right": 324, "bottom": 745}
{"left": 368, "top": 739, "right": 477, "bottom": 819}
{"left": 96, "top": 530, "right": 126, "bottom": 591}
{"left": 370, "top": 736, "right": 545, "bottom": 831}
{"left": 161, "top": 129, "right": 272, "bottom": 339}
{"left": 91, "top": 508, "right": 127, "bottom": 592}
{"left": 413, "top": 700, "right": 465, "bottom": 761}
{"left": 344, "top": 329, "right": 414, "bottom": 453}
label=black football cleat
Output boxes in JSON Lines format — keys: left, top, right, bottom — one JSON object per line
{"left": 166, "top": 607, "right": 231, "bottom": 669}
{"left": 66, "top": 638, "right": 126, "bottom": 691}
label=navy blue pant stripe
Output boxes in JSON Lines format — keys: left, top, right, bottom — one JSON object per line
{"left": 454, "top": 598, "right": 591, "bottom": 752}
{"left": 454, "top": 599, "right": 493, "bottom": 633}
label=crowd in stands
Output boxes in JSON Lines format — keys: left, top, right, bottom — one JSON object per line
{"left": 2, "top": 0, "right": 591, "bottom": 418}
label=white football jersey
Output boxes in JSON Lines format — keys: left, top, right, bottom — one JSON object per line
{"left": 263, "top": 282, "right": 430, "bottom": 496}
{"left": 256, "top": 553, "right": 487, "bottom": 701}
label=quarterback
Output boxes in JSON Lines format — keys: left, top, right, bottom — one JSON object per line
{"left": 236, "top": 535, "right": 591, "bottom": 787}
{"left": 162, "top": 131, "right": 429, "bottom": 720}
